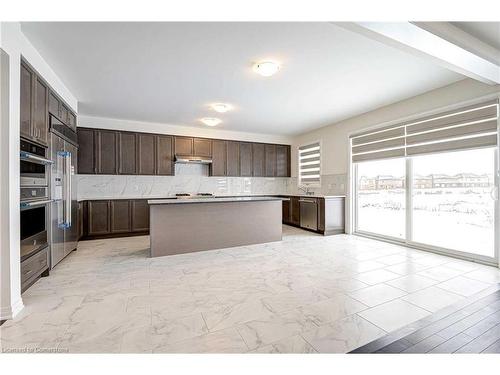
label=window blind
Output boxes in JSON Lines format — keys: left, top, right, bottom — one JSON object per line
{"left": 350, "top": 100, "right": 499, "bottom": 163}
{"left": 298, "top": 142, "right": 321, "bottom": 185}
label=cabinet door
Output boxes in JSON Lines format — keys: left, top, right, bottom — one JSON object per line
{"left": 265, "top": 144, "right": 276, "bottom": 177}
{"left": 110, "top": 200, "right": 131, "bottom": 233}
{"left": 276, "top": 145, "right": 290, "bottom": 177}
{"left": 156, "top": 135, "right": 174, "bottom": 175}
{"left": 118, "top": 132, "right": 137, "bottom": 174}
{"left": 211, "top": 140, "right": 226, "bottom": 176}
{"left": 61, "top": 105, "right": 69, "bottom": 126}
{"left": 291, "top": 197, "right": 300, "bottom": 226}
{"left": 137, "top": 133, "right": 156, "bottom": 175}
{"left": 88, "top": 200, "right": 110, "bottom": 236}
{"left": 226, "top": 141, "right": 240, "bottom": 177}
{"left": 239, "top": 142, "right": 253, "bottom": 177}
{"left": 48, "top": 91, "right": 60, "bottom": 118}
{"left": 193, "top": 138, "right": 212, "bottom": 157}
{"left": 96, "top": 130, "right": 118, "bottom": 174}
{"left": 174, "top": 136, "right": 193, "bottom": 155}
{"left": 20, "top": 63, "right": 33, "bottom": 140}
{"left": 282, "top": 199, "right": 291, "bottom": 224}
{"left": 77, "top": 128, "right": 96, "bottom": 174}
{"left": 67, "top": 112, "right": 77, "bottom": 132}
{"left": 78, "top": 201, "right": 83, "bottom": 239}
{"left": 131, "top": 200, "right": 149, "bottom": 232}
{"left": 32, "top": 77, "right": 48, "bottom": 145}
{"left": 252, "top": 143, "right": 265, "bottom": 177}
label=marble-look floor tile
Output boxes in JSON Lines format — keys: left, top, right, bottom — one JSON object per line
{"left": 386, "top": 274, "right": 438, "bottom": 293}
{"left": 402, "top": 286, "right": 465, "bottom": 313}
{"left": 358, "top": 299, "right": 430, "bottom": 332}
{"left": 236, "top": 309, "right": 318, "bottom": 350}
{"left": 299, "top": 293, "right": 368, "bottom": 325}
{"left": 301, "top": 315, "right": 386, "bottom": 353}
{"left": 435, "top": 276, "right": 491, "bottom": 297}
{"left": 5, "top": 230, "right": 493, "bottom": 353}
{"left": 251, "top": 335, "right": 317, "bottom": 353}
{"left": 154, "top": 327, "right": 249, "bottom": 353}
{"left": 354, "top": 269, "right": 401, "bottom": 285}
{"left": 348, "top": 284, "right": 407, "bottom": 307}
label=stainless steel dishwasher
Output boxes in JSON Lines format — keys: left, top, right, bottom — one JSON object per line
{"left": 299, "top": 198, "right": 318, "bottom": 231}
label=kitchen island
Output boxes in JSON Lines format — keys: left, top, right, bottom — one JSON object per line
{"left": 148, "top": 196, "right": 287, "bottom": 257}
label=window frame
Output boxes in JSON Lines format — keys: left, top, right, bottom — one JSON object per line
{"left": 297, "top": 140, "right": 322, "bottom": 188}
{"left": 352, "top": 149, "right": 499, "bottom": 266}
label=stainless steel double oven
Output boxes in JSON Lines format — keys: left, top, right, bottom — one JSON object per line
{"left": 20, "top": 139, "right": 53, "bottom": 261}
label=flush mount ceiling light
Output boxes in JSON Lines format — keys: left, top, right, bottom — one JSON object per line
{"left": 210, "top": 103, "right": 232, "bottom": 113}
{"left": 252, "top": 61, "right": 281, "bottom": 77}
{"left": 200, "top": 117, "right": 222, "bottom": 127}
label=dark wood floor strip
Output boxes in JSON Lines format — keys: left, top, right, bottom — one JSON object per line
{"left": 350, "top": 284, "right": 500, "bottom": 354}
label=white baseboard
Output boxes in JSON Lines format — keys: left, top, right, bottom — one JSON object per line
{"left": 0, "top": 298, "right": 24, "bottom": 320}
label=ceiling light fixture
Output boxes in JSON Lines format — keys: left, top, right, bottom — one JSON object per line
{"left": 200, "top": 117, "right": 222, "bottom": 127}
{"left": 252, "top": 61, "right": 281, "bottom": 77}
{"left": 211, "top": 103, "right": 232, "bottom": 113}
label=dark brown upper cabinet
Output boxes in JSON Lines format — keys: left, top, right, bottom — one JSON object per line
{"left": 87, "top": 200, "right": 110, "bottom": 236}
{"left": 96, "top": 130, "right": 118, "bottom": 174}
{"left": 156, "top": 135, "right": 174, "bottom": 175}
{"left": 131, "top": 200, "right": 149, "bottom": 232}
{"left": 32, "top": 76, "right": 48, "bottom": 145}
{"left": 77, "top": 128, "right": 95, "bottom": 174}
{"left": 137, "top": 133, "right": 156, "bottom": 175}
{"left": 20, "top": 63, "right": 33, "bottom": 141}
{"left": 211, "top": 140, "right": 227, "bottom": 176}
{"left": 276, "top": 145, "right": 290, "bottom": 177}
{"left": 226, "top": 141, "right": 240, "bottom": 177}
{"left": 67, "top": 111, "right": 77, "bottom": 132}
{"left": 48, "top": 91, "right": 61, "bottom": 118}
{"left": 252, "top": 143, "right": 265, "bottom": 177}
{"left": 76, "top": 127, "right": 291, "bottom": 177}
{"left": 118, "top": 132, "right": 137, "bottom": 175}
{"left": 110, "top": 200, "right": 131, "bottom": 233}
{"left": 239, "top": 142, "right": 253, "bottom": 177}
{"left": 265, "top": 144, "right": 276, "bottom": 177}
{"left": 193, "top": 138, "right": 212, "bottom": 157}
{"left": 174, "top": 136, "right": 193, "bottom": 155}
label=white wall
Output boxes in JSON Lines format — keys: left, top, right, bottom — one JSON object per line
{"left": 291, "top": 79, "right": 500, "bottom": 178}
{"left": 78, "top": 115, "right": 293, "bottom": 145}
{"left": 0, "top": 22, "right": 78, "bottom": 320}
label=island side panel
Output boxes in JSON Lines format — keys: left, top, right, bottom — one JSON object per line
{"left": 149, "top": 200, "right": 282, "bottom": 257}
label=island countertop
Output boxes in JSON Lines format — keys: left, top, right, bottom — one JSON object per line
{"left": 147, "top": 196, "right": 289, "bottom": 205}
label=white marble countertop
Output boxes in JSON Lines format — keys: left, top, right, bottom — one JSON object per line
{"left": 148, "top": 196, "right": 288, "bottom": 205}
{"left": 78, "top": 194, "right": 346, "bottom": 202}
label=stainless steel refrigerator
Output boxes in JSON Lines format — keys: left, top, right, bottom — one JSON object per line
{"left": 49, "top": 129, "right": 78, "bottom": 268}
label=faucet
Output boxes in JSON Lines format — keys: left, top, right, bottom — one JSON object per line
{"left": 298, "top": 185, "right": 314, "bottom": 195}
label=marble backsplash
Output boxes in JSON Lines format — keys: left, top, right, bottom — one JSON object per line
{"left": 77, "top": 163, "right": 347, "bottom": 200}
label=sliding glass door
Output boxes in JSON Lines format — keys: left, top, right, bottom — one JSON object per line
{"left": 356, "top": 158, "right": 406, "bottom": 239}
{"left": 410, "top": 148, "right": 496, "bottom": 259}
{"left": 353, "top": 147, "right": 498, "bottom": 263}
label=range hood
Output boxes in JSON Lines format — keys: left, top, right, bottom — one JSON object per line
{"left": 174, "top": 154, "right": 212, "bottom": 164}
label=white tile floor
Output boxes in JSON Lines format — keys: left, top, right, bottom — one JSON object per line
{"left": 1, "top": 225, "right": 500, "bottom": 353}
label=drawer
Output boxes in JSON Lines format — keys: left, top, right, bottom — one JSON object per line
{"left": 21, "top": 247, "right": 49, "bottom": 291}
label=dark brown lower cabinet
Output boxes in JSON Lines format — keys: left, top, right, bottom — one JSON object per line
{"left": 111, "top": 200, "right": 131, "bottom": 233}
{"left": 290, "top": 197, "right": 301, "bottom": 226}
{"left": 282, "top": 199, "right": 291, "bottom": 224}
{"left": 282, "top": 196, "right": 345, "bottom": 235}
{"left": 131, "top": 200, "right": 149, "bottom": 232}
{"left": 81, "top": 199, "right": 150, "bottom": 240}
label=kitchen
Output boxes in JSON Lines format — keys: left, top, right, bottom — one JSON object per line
{"left": 2, "top": 16, "right": 500, "bottom": 362}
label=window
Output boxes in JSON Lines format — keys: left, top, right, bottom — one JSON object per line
{"left": 356, "top": 158, "right": 406, "bottom": 239}
{"left": 298, "top": 142, "right": 321, "bottom": 186}
{"left": 351, "top": 99, "right": 499, "bottom": 262}
{"left": 412, "top": 148, "right": 495, "bottom": 258}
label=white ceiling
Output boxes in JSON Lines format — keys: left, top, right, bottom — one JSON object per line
{"left": 452, "top": 22, "right": 500, "bottom": 51}
{"left": 21, "top": 22, "right": 464, "bottom": 135}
